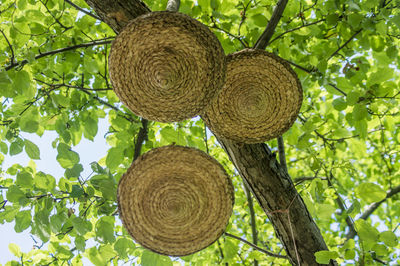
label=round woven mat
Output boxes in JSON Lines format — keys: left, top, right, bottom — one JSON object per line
{"left": 117, "top": 145, "right": 234, "bottom": 256}
{"left": 109, "top": 11, "right": 226, "bottom": 122}
{"left": 202, "top": 49, "right": 303, "bottom": 143}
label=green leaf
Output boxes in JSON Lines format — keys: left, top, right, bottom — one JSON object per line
{"left": 355, "top": 183, "right": 386, "bottom": 203}
{"left": 344, "top": 249, "right": 355, "bottom": 260}
{"left": 13, "top": 70, "right": 31, "bottom": 93}
{"left": 106, "top": 147, "right": 124, "bottom": 171}
{"left": 352, "top": 104, "right": 368, "bottom": 121}
{"left": 315, "top": 250, "right": 338, "bottom": 264}
{"left": 95, "top": 216, "right": 115, "bottom": 244}
{"left": 114, "top": 238, "right": 135, "bottom": 260}
{"left": 9, "top": 138, "right": 24, "bottom": 156}
{"left": 354, "top": 120, "right": 368, "bottom": 139}
{"left": 0, "top": 141, "right": 8, "bottom": 154}
{"left": 159, "top": 126, "right": 177, "bottom": 143}
{"left": 33, "top": 210, "right": 51, "bottom": 242}
{"left": 86, "top": 247, "right": 106, "bottom": 265}
{"left": 50, "top": 212, "right": 67, "bottom": 233}
{"left": 90, "top": 175, "right": 116, "bottom": 200}
{"left": 91, "top": 162, "right": 106, "bottom": 174}
{"left": 370, "top": 35, "right": 384, "bottom": 52}
{"left": 210, "top": 0, "right": 219, "bottom": 10}
{"left": 332, "top": 98, "right": 347, "bottom": 111}
{"left": 14, "top": 210, "right": 31, "bottom": 233}
{"left": 316, "top": 204, "right": 336, "bottom": 221}
{"left": 16, "top": 171, "right": 33, "bottom": 188}
{"left": 141, "top": 250, "right": 172, "bottom": 266}
{"left": 75, "top": 235, "right": 86, "bottom": 252}
{"left": 57, "top": 143, "right": 80, "bottom": 169}
{"left": 224, "top": 239, "right": 239, "bottom": 261}
{"left": 379, "top": 231, "right": 398, "bottom": 247}
{"left": 34, "top": 172, "right": 56, "bottom": 191}
{"left": 368, "top": 68, "right": 394, "bottom": 85}
{"left": 8, "top": 243, "right": 21, "bottom": 257}
{"left": 24, "top": 139, "right": 40, "bottom": 159}
{"left": 348, "top": 13, "right": 363, "bottom": 29}
{"left": 70, "top": 185, "right": 84, "bottom": 198}
{"left": 83, "top": 117, "right": 98, "bottom": 141}
{"left": 6, "top": 185, "right": 26, "bottom": 204}
{"left": 346, "top": 91, "right": 360, "bottom": 106}
{"left": 251, "top": 14, "right": 268, "bottom": 27}
{"left": 20, "top": 114, "right": 39, "bottom": 133}
{"left": 65, "top": 164, "right": 83, "bottom": 179}
{"left": 355, "top": 219, "right": 379, "bottom": 247}
{"left": 71, "top": 216, "right": 91, "bottom": 235}
{"left": 51, "top": 94, "right": 70, "bottom": 107}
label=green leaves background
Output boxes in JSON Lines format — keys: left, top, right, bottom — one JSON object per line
{"left": 0, "top": 0, "right": 399, "bottom": 265}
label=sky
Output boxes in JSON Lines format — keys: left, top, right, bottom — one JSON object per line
{"left": 0, "top": 118, "right": 110, "bottom": 265}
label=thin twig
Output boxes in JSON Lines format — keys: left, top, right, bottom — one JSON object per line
{"left": 40, "top": 0, "right": 72, "bottom": 30}
{"left": 328, "top": 29, "right": 362, "bottom": 60}
{"left": 0, "top": 29, "right": 15, "bottom": 65}
{"left": 217, "top": 239, "right": 228, "bottom": 265}
{"left": 225, "top": 233, "right": 288, "bottom": 259}
{"left": 5, "top": 39, "right": 113, "bottom": 71}
{"left": 210, "top": 17, "right": 248, "bottom": 48}
{"left": 328, "top": 83, "right": 347, "bottom": 96}
{"left": 269, "top": 19, "right": 325, "bottom": 44}
{"left": 327, "top": 173, "right": 358, "bottom": 240}
{"left": 64, "top": 0, "right": 101, "bottom": 20}
{"left": 254, "top": 0, "right": 289, "bottom": 49}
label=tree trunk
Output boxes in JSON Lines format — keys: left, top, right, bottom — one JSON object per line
{"left": 84, "top": 0, "right": 334, "bottom": 264}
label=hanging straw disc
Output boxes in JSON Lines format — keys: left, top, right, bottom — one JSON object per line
{"left": 109, "top": 11, "right": 226, "bottom": 122}
{"left": 117, "top": 145, "right": 234, "bottom": 256}
{"left": 202, "top": 49, "right": 303, "bottom": 143}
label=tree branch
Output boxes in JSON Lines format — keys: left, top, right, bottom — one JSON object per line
{"left": 327, "top": 173, "right": 357, "bottom": 240}
{"left": 277, "top": 136, "right": 287, "bottom": 174}
{"left": 328, "top": 83, "right": 347, "bottom": 96}
{"left": 225, "top": 232, "right": 288, "bottom": 259}
{"left": 133, "top": 119, "right": 148, "bottom": 160}
{"left": 5, "top": 39, "right": 113, "bottom": 71}
{"left": 328, "top": 29, "right": 361, "bottom": 60}
{"left": 269, "top": 19, "right": 325, "bottom": 44}
{"left": 209, "top": 18, "right": 248, "bottom": 48}
{"left": 65, "top": 0, "right": 101, "bottom": 21}
{"left": 40, "top": 0, "right": 72, "bottom": 30}
{"left": 254, "top": 0, "right": 289, "bottom": 49}
{"left": 346, "top": 185, "right": 400, "bottom": 239}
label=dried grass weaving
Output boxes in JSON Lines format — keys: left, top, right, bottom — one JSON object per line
{"left": 202, "top": 49, "right": 303, "bottom": 143}
{"left": 117, "top": 145, "right": 234, "bottom": 256}
{"left": 109, "top": 11, "right": 226, "bottom": 122}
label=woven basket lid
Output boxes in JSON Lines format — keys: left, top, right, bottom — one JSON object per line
{"left": 202, "top": 49, "right": 303, "bottom": 143}
{"left": 117, "top": 145, "right": 234, "bottom": 256}
{"left": 109, "top": 11, "right": 226, "bottom": 122}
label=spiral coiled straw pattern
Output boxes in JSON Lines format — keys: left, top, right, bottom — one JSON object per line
{"left": 117, "top": 146, "right": 234, "bottom": 256}
{"left": 109, "top": 11, "right": 226, "bottom": 122}
{"left": 202, "top": 49, "right": 303, "bottom": 143}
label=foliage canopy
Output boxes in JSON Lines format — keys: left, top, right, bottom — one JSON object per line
{"left": 0, "top": 0, "right": 399, "bottom": 265}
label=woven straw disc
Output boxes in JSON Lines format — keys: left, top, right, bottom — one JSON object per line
{"left": 202, "top": 49, "right": 303, "bottom": 143}
{"left": 117, "top": 146, "right": 234, "bottom": 256}
{"left": 109, "top": 11, "right": 226, "bottom": 122}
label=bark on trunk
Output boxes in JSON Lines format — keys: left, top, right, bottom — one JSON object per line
{"left": 84, "top": 0, "right": 334, "bottom": 264}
